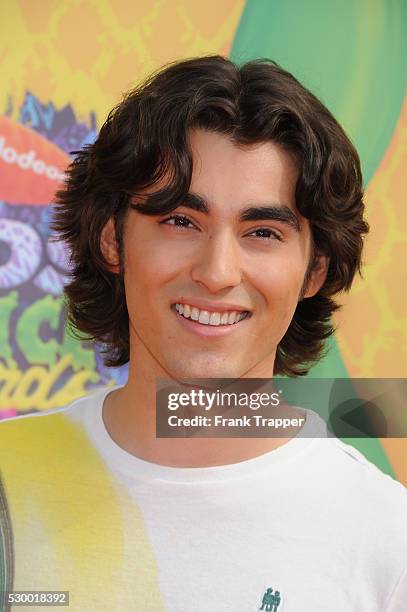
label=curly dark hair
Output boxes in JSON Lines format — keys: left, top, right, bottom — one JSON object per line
{"left": 51, "top": 55, "right": 368, "bottom": 376}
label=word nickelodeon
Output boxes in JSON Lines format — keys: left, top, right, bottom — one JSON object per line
{"left": 0, "top": 103, "right": 101, "bottom": 416}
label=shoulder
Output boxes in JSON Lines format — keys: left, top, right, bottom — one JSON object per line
{"left": 301, "top": 409, "right": 407, "bottom": 509}
{"left": 303, "top": 436, "right": 407, "bottom": 599}
{"left": 317, "top": 435, "right": 407, "bottom": 496}
{"left": 312, "top": 436, "right": 407, "bottom": 533}
{"left": 325, "top": 436, "right": 406, "bottom": 493}
{"left": 0, "top": 385, "right": 113, "bottom": 434}
{"left": 0, "top": 386, "right": 114, "bottom": 472}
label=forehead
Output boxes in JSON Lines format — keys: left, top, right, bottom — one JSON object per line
{"left": 188, "top": 129, "right": 299, "bottom": 215}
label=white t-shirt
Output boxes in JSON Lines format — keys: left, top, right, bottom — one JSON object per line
{"left": 1, "top": 384, "right": 406, "bottom": 611}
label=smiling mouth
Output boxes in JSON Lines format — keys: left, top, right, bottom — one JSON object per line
{"left": 172, "top": 303, "right": 252, "bottom": 327}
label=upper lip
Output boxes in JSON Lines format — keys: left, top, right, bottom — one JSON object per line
{"left": 173, "top": 298, "right": 251, "bottom": 313}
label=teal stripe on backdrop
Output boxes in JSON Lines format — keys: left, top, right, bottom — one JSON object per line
{"left": 230, "top": 0, "right": 407, "bottom": 184}
{"left": 229, "top": 0, "right": 407, "bottom": 475}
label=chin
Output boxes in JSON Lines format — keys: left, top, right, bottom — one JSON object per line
{"left": 164, "top": 356, "right": 245, "bottom": 381}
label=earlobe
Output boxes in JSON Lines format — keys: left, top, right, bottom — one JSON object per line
{"left": 302, "top": 253, "right": 329, "bottom": 299}
{"left": 100, "top": 218, "right": 120, "bottom": 273}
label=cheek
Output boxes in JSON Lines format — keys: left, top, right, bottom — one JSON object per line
{"left": 122, "top": 242, "right": 185, "bottom": 335}
{"left": 124, "top": 240, "right": 181, "bottom": 291}
{"left": 253, "top": 259, "right": 306, "bottom": 308}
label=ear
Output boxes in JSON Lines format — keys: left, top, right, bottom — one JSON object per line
{"left": 302, "top": 251, "right": 329, "bottom": 299}
{"left": 100, "top": 217, "right": 120, "bottom": 273}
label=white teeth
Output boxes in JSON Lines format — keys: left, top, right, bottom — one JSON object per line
{"left": 175, "top": 303, "right": 249, "bottom": 327}
{"left": 209, "top": 312, "right": 221, "bottom": 326}
{"left": 198, "top": 310, "right": 210, "bottom": 325}
{"left": 227, "top": 311, "right": 237, "bottom": 324}
{"left": 220, "top": 312, "right": 229, "bottom": 325}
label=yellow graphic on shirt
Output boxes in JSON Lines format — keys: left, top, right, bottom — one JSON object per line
{"left": 0, "top": 414, "right": 164, "bottom": 611}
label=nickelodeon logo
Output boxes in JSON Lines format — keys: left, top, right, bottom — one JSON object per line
{"left": 0, "top": 115, "right": 70, "bottom": 205}
{"left": 0, "top": 137, "right": 65, "bottom": 181}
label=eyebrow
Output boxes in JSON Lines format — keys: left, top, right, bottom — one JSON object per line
{"left": 177, "top": 192, "right": 301, "bottom": 232}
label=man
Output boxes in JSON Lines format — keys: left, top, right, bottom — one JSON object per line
{"left": 1, "top": 56, "right": 406, "bottom": 611}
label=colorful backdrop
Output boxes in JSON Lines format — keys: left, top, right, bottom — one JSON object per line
{"left": 1, "top": 1, "right": 406, "bottom": 482}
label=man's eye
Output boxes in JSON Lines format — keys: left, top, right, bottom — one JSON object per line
{"left": 249, "top": 228, "right": 282, "bottom": 241}
{"left": 160, "top": 214, "right": 195, "bottom": 229}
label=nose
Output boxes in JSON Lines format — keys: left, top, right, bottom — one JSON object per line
{"left": 190, "top": 229, "right": 242, "bottom": 293}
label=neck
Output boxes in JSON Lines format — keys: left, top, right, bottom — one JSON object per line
{"left": 101, "top": 344, "right": 299, "bottom": 468}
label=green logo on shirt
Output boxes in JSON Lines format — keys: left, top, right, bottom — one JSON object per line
{"left": 260, "top": 587, "right": 281, "bottom": 611}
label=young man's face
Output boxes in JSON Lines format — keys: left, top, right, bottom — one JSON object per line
{"left": 102, "top": 129, "right": 327, "bottom": 380}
